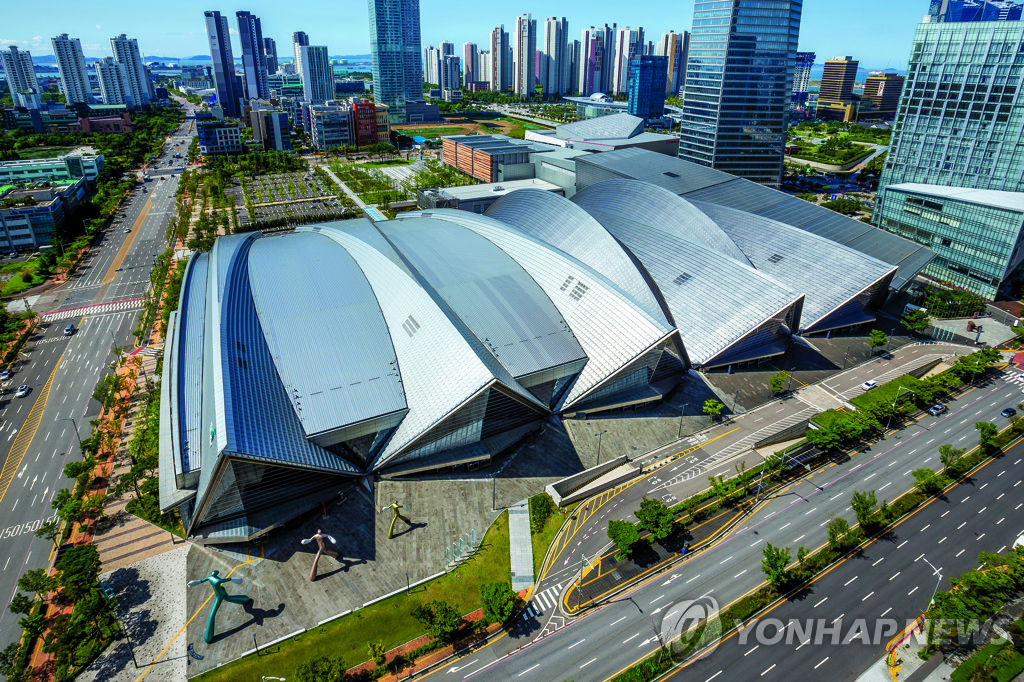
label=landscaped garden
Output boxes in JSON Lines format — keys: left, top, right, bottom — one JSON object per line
{"left": 787, "top": 137, "right": 874, "bottom": 165}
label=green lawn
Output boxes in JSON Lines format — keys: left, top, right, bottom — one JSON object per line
{"left": 788, "top": 141, "right": 873, "bottom": 165}
{"left": 194, "top": 511, "right": 510, "bottom": 682}
{"left": 849, "top": 373, "right": 919, "bottom": 411}
{"left": 398, "top": 127, "right": 465, "bottom": 138}
{"left": 360, "top": 159, "right": 414, "bottom": 167}
{"left": 532, "top": 502, "right": 579, "bottom": 578}
{"left": 15, "top": 146, "right": 74, "bottom": 160}
{"left": 951, "top": 633, "right": 1024, "bottom": 682}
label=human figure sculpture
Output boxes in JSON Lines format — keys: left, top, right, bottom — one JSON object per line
{"left": 383, "top": 500, "right": 411, "bottom": 539}
{"left": 301, "top": 529, "right": 339, "bottom": 581}
{"left": 186, "top": 570, "right": 250, "bottom": 643}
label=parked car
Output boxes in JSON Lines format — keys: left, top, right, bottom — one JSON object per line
{"left": 860, "top": 379, "right": 878, "bottom": 391}
{"left": 928, "top": 404, "right": 947, "bottom": 417}
{"left": 0, "top": 369, "right": 11, "bottom": 381}
{"left": 1001, "top": 407, "right": 1017, "bottom": 418}
{"left": 14, "top": 385, "right": 29, "bottom": 398}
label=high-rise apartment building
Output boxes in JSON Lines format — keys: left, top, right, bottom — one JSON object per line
{"left": 541, "top": 17, "right": 569, "bottom": 96}
{"left": 579, "top": 25, "right": 615, "bottom": 96}
{"left": 292, "top": 31, "right": 309, "bottom": 75}
{"left": 815, "top": 56, "right": 859, "bottom": 121}
{"left": 204, "top": 12, "right": 241, "bottom": 116}
{"left": 627, "top": 55, "right": 668, "bottom": 121}
{"left": 95, "top": 57, "right": 129, "bottom": 105}
{"left": 440, "top": 55, "right": 461, "bottom": 92}
{"left": 264, "top": 38, "right": 279, "bottom": 75}
{"left": 439, "top": 41, "right": 454, "bottom": 57}
{"left": 300, "top": 45, "right": 333, "bottom": 104}
{"left": 477, "top": 50, "right": 491, "bottom": 86}
{"left": 791, "top": 51, "right": 815, "bottom": 109}
{"left": 1, "top": 46, "right": 40, "bottom": 97}
{"left": 237, "top": 12, "right": 269, "bottom": 101}
{"left": 679, "top": 0, "right": 802, "bottom": 188}
{"left": 611, "top": 27, "right": 643, "bottom": 95}
{"left": 368, "top": 0, "right": 423, "bottom": 123}
{"left": 513, "top": 14, "right": 537, "bottom": 96}
{"left": 490, "top": 25, "right": 511, "bottom": 92}
{"left": 110, "top": 34, "right": 152, "bottom": 107}
{"left": 862, "top": 72, "right": 904, "bottom": 119}
{"left": 51, "top": 34, "right": 91, "bottom": 104}
{"left": 655, "top": 31, "right": 688, "bottom": 95}
{"left": 462, "top": 43, "right": 477, "bottom": 86}
{"left": 568, "top": 40, "right": 581, "bottom": 94}
{"left": 424, "top": 46, "right": 440, "bottom": 85}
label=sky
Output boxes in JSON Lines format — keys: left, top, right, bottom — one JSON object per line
{"left": 3, "top": 0, "right": 931, "bottom": 70}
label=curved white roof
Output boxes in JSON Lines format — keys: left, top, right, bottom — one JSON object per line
{"left": 402, "top": 210, "right": 676, "bottom": 409}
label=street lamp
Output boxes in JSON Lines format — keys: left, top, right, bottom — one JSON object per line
{"left": 786, "top": 367, "right": 797, "bottom": 393}
{"left": 922, "top": 556, "right": 944, "bottom": 606}
{"left": 886, "top": 386, "right": 915, "bottom": 434}
{"left": 678, "top": 404, "right": 688, "bottom": 440}
{"left": 843, "top": 345, "right": 851, "bottom": 370}
{"left": 594, "top": 430, "right": 608, "bottom": 464}
{"left": 56, "top": 417, "right": 83, "bottom": 449}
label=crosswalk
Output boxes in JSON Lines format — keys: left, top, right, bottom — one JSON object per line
{"left": 133, "top": 346, "right": 164, "bottom": 357}
{"left": 522, "top": 581, "right": 563, "bottom": 620}
{"left": 41, "top": 298, "right": 144, "bottom": 321}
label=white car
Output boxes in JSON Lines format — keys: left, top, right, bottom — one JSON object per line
{"left": 860, "top": 379, "right": 878, "bottom": 391}
{"left": 14, "top": 385, "right": 29, "bottom": 398}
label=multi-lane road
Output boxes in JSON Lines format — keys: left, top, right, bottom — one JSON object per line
{"left": 0, "top": 104, "right": 196, "bottom": 651}
{"left": 425, "top": 367, "right": 1024, "bottom": 681}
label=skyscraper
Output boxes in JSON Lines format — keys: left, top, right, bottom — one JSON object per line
{"left": 95, "top": 57, "right": 129, "bottom": 105}
{"left": 237, "top": 12, "right": 269, "bottom": 101}
{"left": 440, "top": 55, "right": 461, "bottom": 92}
{"left": 264, "top": 37, "right": 279, "bottom": 75}
{"left": 1, "top": 46, "right": 40, "bottom": 97}
{"left": 51, "top": 34, "right": 91, "bottom": 104}
{"left": 110, "top": 33, "right": 152, "bottom": 107}
{"left": 513, "top": 14, "right": 537, "bottom": 97}
{"left": 542, "top": 17, "right": 569, "bottom": 96}
{"left": 627, "top": 55, "right": 668, "bottom": 121}
{"left": 568, "top": 40, "right": 581, "bottom": 94}
{"left": 490, "top": 25, "right": 510, "bottom": 92}
{"left": 300, "top": 45, "right": 333, "bottom": 103}
{"left": 439, "top": 41, "right": 454, "bottom": 57}
{"left": 292, "top": 31, "right": 309, "bottom": 75}
{"left": 423, "top": 45, "right": 440, "bottom": 85}
{"left": 879, "top": 13, "right": 1024, "bottom": 195}
{"left": 578, "top": 25, "right": 615, "bottom": 96}
{"left": 655, "top": 31, "right": 688, "bottom": 95}
{"left": 791, "top": 51, "right": 815, "bottom": 109}
{"left": 862, "top": 72, "right": 904, "bottom": 119}
{"left": 679, "top": 0, "right": 802, "bottom": 188}
{"left": 368, "top": 0, "right": 423, "bottom": 123}
{"left": 611, "top": 27, "right": 643, "bottom": 95}
{"left": 204, "top": 11, "right": 241, "bottom": 116}
{"left": 462, "top": 42, "right": 477, "bottom": 86}
{"left": 815, "top": 56, "right": 859, "bottom": 121}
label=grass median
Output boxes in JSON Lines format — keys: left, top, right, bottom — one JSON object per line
{"left": 194, "top": 511, "right": 510, "bottom": 682}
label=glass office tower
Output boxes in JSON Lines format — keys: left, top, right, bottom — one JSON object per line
{"left": 368, "top": 0, "right": 423, "bottom": 124}
{"left": 679, "top": 0, "right": 802, "bottom": 188}
{"left": 878, "top": 17, "right": 1024, "bottom": 195}
{"left": 204, "top": 11, "right": 240, "bottom": 116}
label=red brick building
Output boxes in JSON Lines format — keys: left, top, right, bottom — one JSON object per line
{"left": 351, "top": 99, "right": 377, "bottom": 149}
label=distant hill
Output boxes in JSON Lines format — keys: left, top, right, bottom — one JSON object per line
{"left": 331, "top": 54, "right": 371, "bottom": 61}
{"left": 185, "top": 55, "right": 212, "bottom": 62}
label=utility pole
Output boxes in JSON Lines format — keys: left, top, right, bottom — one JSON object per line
{"left": 843, "top": 345, "right": 850, "bottom": 370}
{"left": 594, "top": 430, "right": 608, "bottom": 464}
{"left": 678, "top": 404, "right": 687, "bottom": 440}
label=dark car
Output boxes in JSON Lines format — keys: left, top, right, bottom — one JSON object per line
{"left": 1001, "top": 407, "right": 1017, "bottom": 418}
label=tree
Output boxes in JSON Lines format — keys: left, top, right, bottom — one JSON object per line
{"left": 939, "top": 444, "right": 965, "bottom": 474}
{"left": 607, "top": 520, "right": 641, "bottom": 560}
{"left": 62, "top": 455, "right": 95, "bottom": 481}
{"left": 826, "top": 517, "right": 852, "bottom": 553}
{"left": 975, "top": 421, "right": 998, "bottom": 452}
{"left": 769, "top": 370, "right": 789, "bottom": 394}
{"left": 797, "top": 546, "right": 811, "bottom": 572}
{"left": 1008, "top": 620, "right": 1024, "bottom": 653}
{"left": 8, "top": 593, "right": 32, "bottom": 616}
{"left": 761, "top": 543, "right": 791, "bottom": 590}
{"left": 703, "top": 399, "right": 724, "bottom": 422}
{"left": 0, "top": 641, "right": 19, "bottom": 677}
{"left": 411, "top": 600, "right": 464, "bottom": 644}
{"left": 635, "top": 497, "right": 675, "bottom": 541}
{"left": 55, "top": 544, "right": 102, "bottom": 602}
{"left": 17, "top": 569, "right": 55, "bottom": 600}
{"left": 479, "top": 581, "right": 516, "bottom": 625}
{"left": 869, "top": 329, "right": 888, "bottom": 354}
{"left": 368, "top": 640, "right": 387, "bottom": 667}
{"left": 850, "top": 490, "right": 878, "bottom": 528}
{"left": 913, "top": 468, "right": 944, "bottom": 496}
{"left": 902, "top": 308, "right": 931, "bottom": 335}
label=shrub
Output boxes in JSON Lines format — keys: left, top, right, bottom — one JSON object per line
{"left": 528, "top": 493, "right": 556, "bottom": 534}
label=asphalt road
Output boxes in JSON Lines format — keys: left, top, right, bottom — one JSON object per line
{"left": 667, "top": 438, "right": 1024, "bottom": 682}
{"left": 423, "top": 367, "right": 1024, "bottom": 682}
{"left": 0, "top": 103, "right": 196, "bottom": 651}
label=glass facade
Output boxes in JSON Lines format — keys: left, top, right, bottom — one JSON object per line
{"left": 627, "top": 55, "right": 668, "bottom": 121}
{"left": 368, "top": 0, "right": 423, "bottom": 124}
{"left": 877, "top": 187, "right": 1024, "bottom": 299}
{"left": 679, "top": 0, "right": 802, "bottom": 188}
{"left": 878, "top": 20, "right": 1024, "bottom": 194}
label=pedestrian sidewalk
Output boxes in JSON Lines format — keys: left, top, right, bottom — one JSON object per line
{"left": 320, "top": 164, "right": 369, "bottom": 210}
{"left": 508, "top": 501, "right": 535, "bottom": 593}
{"left": 856, "top": 617, "right": 954, "bottom": 682}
